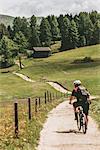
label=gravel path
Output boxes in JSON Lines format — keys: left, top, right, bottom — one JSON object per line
{"left": 13, "top": 72, "right": 35, "bottom": 83}
{"left": 47, "top": 81, "right": 71, "bottom": 94}
{"left": 38, "top": 101, "right": 100, "bottom": 150}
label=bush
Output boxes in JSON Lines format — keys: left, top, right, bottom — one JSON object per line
{"left": 73, "top": 57, "right": 94, "bottom": 64}
{"left": 82, "top": 57, "right": 94, "bottom": 63}
{"left": 0, "top": 59, "right": 14, "bottom": 69}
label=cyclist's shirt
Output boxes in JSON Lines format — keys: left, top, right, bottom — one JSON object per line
{"left": 71, "top": 86, "right": 89, "bottom": 102}
{"left": 72, "top": 86, "right": 90, "bottom": 115}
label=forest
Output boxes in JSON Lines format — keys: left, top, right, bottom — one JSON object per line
{"left": 0, "top": 11, "right": 100, "bottom": 68}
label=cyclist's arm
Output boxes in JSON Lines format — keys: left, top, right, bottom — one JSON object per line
{"left": 69, "top": 89, "right": 75, "bottom": 104}
{"left": 69, "top": 96, "right": 74, "bottom": 104}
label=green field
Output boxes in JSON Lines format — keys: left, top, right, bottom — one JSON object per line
{"left": 20, "top": 44, "right": 100, "bottom": 96}
{"left": 0, "top": 44, "right": 100, "bottom": 101}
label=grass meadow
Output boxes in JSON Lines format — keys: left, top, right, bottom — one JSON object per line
{"left": 0, "top": 44, "right": 100, "bottom": 149}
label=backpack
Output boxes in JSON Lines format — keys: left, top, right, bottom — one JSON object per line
{"left": 76, "top": 86, "right": 90, "bottom": 101}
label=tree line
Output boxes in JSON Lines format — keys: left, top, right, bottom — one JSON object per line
{"left": 0, "top": 11, "right": 100, "bottom": 68}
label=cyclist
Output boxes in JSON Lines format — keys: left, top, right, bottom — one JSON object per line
{"left": 69, "top": 80, "right": 90, "bottom": 126}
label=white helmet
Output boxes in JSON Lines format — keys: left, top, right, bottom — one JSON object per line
{"left": 73, "top": 80, "right": 81, "bottom": 85}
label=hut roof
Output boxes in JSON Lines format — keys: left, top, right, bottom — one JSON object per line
{"left": 33, "top": 47, "right": 51, "bottom": 52}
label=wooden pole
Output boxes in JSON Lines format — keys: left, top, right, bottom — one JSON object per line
{"left": 39, "top": 97, "right": 41, "bottom": 107}
{"left": 45, "top": 92, "right": 47, "bottom": 104}
{"left": 35, "top": 99, "right": 38, "bottom": 112}
{"left": 47, "top": 91, "right": 49, "bottom": 102}
{"left": 50, "top": 93, "right": 52, "bottom": 102}
{"left": 14, "top": 102, "right": 18, "bottom": 137}
{"left": 28, "top": 98, "right": 31, "bottom": 120}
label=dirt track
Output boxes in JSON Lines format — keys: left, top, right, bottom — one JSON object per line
{"left": 38, "top": 100, "right": 100, "bottom": 150}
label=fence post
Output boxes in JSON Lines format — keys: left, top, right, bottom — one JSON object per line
{"left": 39, "top": 97, "right": 41, "bottom": 107}
{"left": 47, "top": 91, "right": 49, "bottom": 102}
{"left": 45, "top": 92, "right": 47, "bottom": 104}
{"left": 35, "top": 98, "right": 38, "bottom": 112}
{"left": 50, "top": 93, "right": 52, "bottom": 102}
{"left": 14, "top": 102, "right": 18, "bottom": 137}
{"left": 28, "top": 98, "right": 31, "bottom": 120}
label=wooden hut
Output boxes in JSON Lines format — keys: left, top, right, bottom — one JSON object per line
{"left": 32, "top": 47, "right": 51, "bottom": 58}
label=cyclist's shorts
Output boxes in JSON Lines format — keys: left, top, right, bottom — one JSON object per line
{"left": 73, "top": 101, "right": 89, "bottom": 116}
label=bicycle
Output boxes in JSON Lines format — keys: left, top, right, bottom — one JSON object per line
{"left": 76, "top": 106, "right": 87, "bottom": 134}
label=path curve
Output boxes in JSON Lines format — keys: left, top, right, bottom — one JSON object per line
{"left": 38, "top": 100, "right": 100, "bottom": 150}
{"left": 13, "top": 72, "right": 35, "bottom": 83}
{"left": 47, "top": 81, "right": 97, "bottom": 100}
{"left": 12, "top": 72, "right": 97, "bottom": 100}
{"left": 47, "top": 81, "right": 71, "bottom": 94}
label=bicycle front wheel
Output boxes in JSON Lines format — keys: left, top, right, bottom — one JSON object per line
{"left": 77, "top": 112, "right": 81, "bottom": 131}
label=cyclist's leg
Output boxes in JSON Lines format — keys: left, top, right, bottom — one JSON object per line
{"left": 82, "top": 102, "right": 89, "bottom": 126}
{"left": 73, "top": 101, "right": 79, "bottom": 120}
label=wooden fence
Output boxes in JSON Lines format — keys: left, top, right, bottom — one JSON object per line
{"left": 0, "top": 91, "right": 67, "bottom": 137}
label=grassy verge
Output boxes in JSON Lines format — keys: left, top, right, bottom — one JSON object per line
{"left": 90, "top": 98, "right": 100, "bottom": 128}
{"left": 0, "top": 97, "right": 64, "bottom": 150}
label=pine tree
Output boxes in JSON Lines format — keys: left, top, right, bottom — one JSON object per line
{"left": 47, "top": 15, "right": 60, "bottom": 42}
{"left": 69, "top": 20, "right": 79, "bottom": 49}
{"left": 14, "top": 31, "right": 28, "bottom": 53}
{"left": 7, "top": 25, "right": 13, "bottom": 39}
{"left": 93, "top": 20, "right": 100, "bottom": 44}
{"left": 29, "top": 15, "right": 41, "bottom": 48}
{"left": 57, "top": 14, "right": 64, "bottom": 33}
{"left": 79, "top": 36, "right": 86, "bottom": 47}
{"left": 13, "top": 17, "right": 22, "bottom": 36}
{"left": 0, "top": 36, "right": 15, "bottom": 67}
{"left": 60, "top": 16, "right": 70, "bottom": 50}
{"left": 29, "top": 27, "right": 41, "bottom": 48}
{"left": 90, "top": 11, "right": 99, "bottom": 24}
{"left": 78, "top": 12, "right": 94, "bottom": 46}
{"left": 40, "top": 18, "right": 52, "bottom": 46}
{"left": 20, "top": 17, "right": 30, "bottom": 39}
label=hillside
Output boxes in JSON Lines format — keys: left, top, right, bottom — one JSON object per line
{"left": 0, "top": 14, "right": 14, "bottom": 27}
{"left": 0, "top": 44, "right": 100, "bottom": 101}
{"left": 19, "top": 44, "right": 100, "bottom": 95}
{"left": 0, "top": 14, "right": 42, "bottom": 27}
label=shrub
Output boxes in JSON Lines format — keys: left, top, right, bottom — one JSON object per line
{"left": 73, "top": 57, "right": 94, "bottom": 64}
